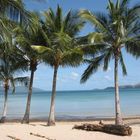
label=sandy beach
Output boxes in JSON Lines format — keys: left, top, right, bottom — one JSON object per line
{"left": 0, "top": 119, "right": 140, "bottom": 140}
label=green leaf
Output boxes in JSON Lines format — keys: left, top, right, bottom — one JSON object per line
{"left": 31, "top": 45, "right": 50, "bottom": 53}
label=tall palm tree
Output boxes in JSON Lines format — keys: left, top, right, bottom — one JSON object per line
{"left": 80, "top": 0, "right": 140, "bottom": 125}
{"left": 14, "top": 13, "right": 47, "bottom": 123}
{"left": 33, "top": 6, "right": 84, "bottom": 126}
{"left": 0, "top": 0, "right": 34, "bottom": 123}
{"left": 0, "top": 38, "right": 29, "bottom": 123}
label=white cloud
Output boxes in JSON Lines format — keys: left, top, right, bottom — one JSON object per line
{"left": 104, "top": 75, "right": 111, "bottom": 81}
{"left": 71, "top": 72, "right": 79, "bottom": 80}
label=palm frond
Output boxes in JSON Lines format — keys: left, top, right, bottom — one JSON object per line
{"left": 103, "top": 48, "right": 113, "bottom": 71}
{"left": 61, "top": 48, "right": 83, "bottom": 67}
{"left": 80, "top": 55, "right": 104, "bottom": 83}
{"left": 31, "top": 45, "right": 51, "bottom": 54}
{"left": 10, "top": 77, "right": 15, "bottom": 94}
{"left": 119, "top": 52, "right": 127, "bottom": 75}
{"left": 126, "top": 40, "right": 140, "bottom": 58}
{"left": 13, "top": 76, "right": 29, "bottom": 87}
{"left": 79, "top": 10, "right": 108, "bottom": 33}
{"left": 80, "top": 43, "right": 107, "bottom": 56}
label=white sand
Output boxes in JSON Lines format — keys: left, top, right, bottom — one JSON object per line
{"left": 0, "top": 121, "right": 140, "bottom": 140}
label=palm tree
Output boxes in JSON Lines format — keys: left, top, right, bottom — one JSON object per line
{"left": 0, "top": 38, "right": 29, "bottom": 123}
{"left": 80, "top": 0, "right": 140, "bottom": 125}
{"left": 14, "top": 13, "right": 47, "bottom": 123}
{"left": 0, "top": 0, "right": 35, "bottom": 123}
{"left": 33, "top": 6, "right": 85, "bottom": 126}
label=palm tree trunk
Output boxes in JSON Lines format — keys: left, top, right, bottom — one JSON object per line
{"left": 0, "top": 79, "right": 9, "bottom": 123}
{"left": 22, "top": 69, "right": 34, "bottom": 123}
{"left": 47, "top": 65, "right": 58, "bottom": 126}
{"left": 114, "top": 56, "right": 123, "bottom": 125}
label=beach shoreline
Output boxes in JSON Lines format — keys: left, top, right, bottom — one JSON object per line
{"left": 0, "top": 119, "right": 140, "bottom": 140}
{"left": 3, "top": 116, "right": 140, "bottom": 123}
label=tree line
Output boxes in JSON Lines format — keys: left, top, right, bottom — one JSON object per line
{"left": 0, "top": 0, "right": 140, "bottom": 126}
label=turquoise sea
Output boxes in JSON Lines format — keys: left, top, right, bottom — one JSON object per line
{"left": 0, "top": 88, "right": 140, "bottom": 120}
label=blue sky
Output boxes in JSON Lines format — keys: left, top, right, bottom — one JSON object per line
{"left": 22, "top": 0, "right": 140, "bottom": 91}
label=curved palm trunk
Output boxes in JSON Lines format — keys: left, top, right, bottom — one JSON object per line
{"left": 0, "top": 79, "right": 9, "bottom": 123}
{"left": 22, "top": 69, "right": 35, "bottom": 123}
{"left": 47, "top": 65, "right": 58, "bottom": 126}
{"left": 114, "top": 56, "right": 123, "bottom": 125}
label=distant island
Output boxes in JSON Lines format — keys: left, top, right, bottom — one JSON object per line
{"left": 0, "top": 83, "right": 140, "bottom": 94}
{"left": 91, "top": 83, "right": 140, "bottom": 91}
{"left": 0, "top": 86, "right": 45, "bottom": 93}
{"left": 104, "top": 83, "right": 140, "bottom": 90}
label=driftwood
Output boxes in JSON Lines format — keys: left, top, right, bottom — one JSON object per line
{"left": 73, "top": 123, "right": 132, "bottom": 136}
{"left": 30, "top": 132, "right": 56, "bottom": 140}
{"left": 7, "top": 135, "right": 21, "bottom": 140}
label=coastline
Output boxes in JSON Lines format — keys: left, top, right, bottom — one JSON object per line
{"left": 3, "top": 116, "right": 140, "bottom": 123}
{"left": 0, "top": 119, "right": 140, "bottom": 140}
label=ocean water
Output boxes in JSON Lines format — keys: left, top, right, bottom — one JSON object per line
{"left": 0, "top": 88, "right": 140, "bottom": 120}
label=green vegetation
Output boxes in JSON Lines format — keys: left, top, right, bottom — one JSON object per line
{"left": 33, "top": 5, "right": 84, "bottom": 126}
{"left": 14, "top": 12, "right": 47, "bottom": 124}
{"left": 80, "top": 0, "right": 140, "bottom": 125}
{"left": 0, "top": 0, "right": 140, "bottom": 126}
{"left": 0, "top": 34, "right": 28, "bottom": 123}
